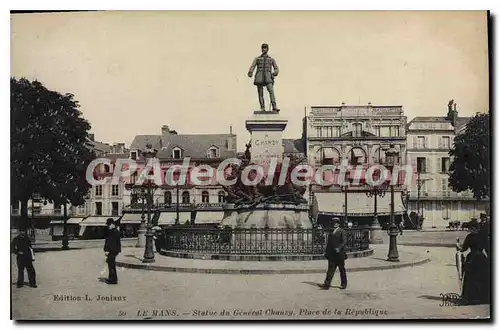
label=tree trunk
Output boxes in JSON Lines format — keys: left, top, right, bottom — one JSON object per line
{"left": 62, "top": 203, "right": 69, "bottom": 250}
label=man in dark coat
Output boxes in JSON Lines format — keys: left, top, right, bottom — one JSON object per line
{"left": 11, "top": 228, "right": 37, "bottom": 288}
{"left": 104, "top": 218, "right": 121, "bottom": 284}
{"left": 248, "top": 43, "right": 280, "bottom": 112}
{"left": 322, "top": 217, "right": 347, "bottom": 290}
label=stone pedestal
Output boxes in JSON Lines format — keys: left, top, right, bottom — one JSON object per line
{"left": 245, "top": 111, "right": 288, "bottom": 164}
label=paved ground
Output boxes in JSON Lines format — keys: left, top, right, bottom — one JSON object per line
{"left": 117, "top": 245, "right": 429, "bottom": 274}
{"left": 11, "top": 243, "right": 489, "bottom": 320}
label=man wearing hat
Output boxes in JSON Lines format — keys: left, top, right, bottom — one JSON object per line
{"left": 104, "top": 218, "right": 121, "bottom": 284}
{"left": 11, "top": 226, "right": 37, "bottom": 288}
{"left": 322, "top": 217, "right": 347, "bottom": 290}
{"left": 248, "top": 43, "right": 280, "bottom": 112}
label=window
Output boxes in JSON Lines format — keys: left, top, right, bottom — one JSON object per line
{"left": 442, "top": 136, "right": 451, "bottom": 149}
{"left": 442, "top": 178, "right": 449, "bottom": 192}
{"left": 374, "top": 126, "right": 381, "bottom": 137}
{"left": 332, "top": 127, "right": 340, "bottom": 137}
{"left": 380, "top": 126, "right": 390, "bottom": 137}
{"left": 207, "top": 147, "right": 219, "bottom": 158}
{"left": 95, "top": 202, "right": 102, "bottom": 216}
{"left": 353, "top": 123, "right": 362, "bottom": 137}
{"left": 391, "top": 126, "right": 400, "bottom": 137}
{"left": 201, "top": 191, "right": 209, "bottom": 203}
{"left": 95, "top": 185, "right": 103, "bottom": 197}
{"left": 173, "top": 147, "right": 182, "bottom": 159}
{"left": 112, "top": 185, "right": 119, "bottom": 196}
{"left": 442, "top": 202, "right": 450, "bottom": 219}
{"left": 348, "top": 147, "right": 366, "bottom": 165}
{"left": 417, "top": 136, "right": 426, "bottom": 149}
{"left": 182, "top": 191, "right": 190, "bottom": 204}
{"left": 130, "top": 151, "right": 138, "bottom": 160}
{"left": 441, "top": 157, "right": 450, "bottom": 173}
{"left": 78, "top": 204, "right": 85, "bottom": 213}
{"left": 315, "top": 126, "right": 322, "bottom": 137}
{"left": 218, "top": 191, "right": 226, "bottom": 203}
{"left": 417, "top": 157, "right": 426, "bottom": 173}
{"left": 325, "top": 126, "right": 333, "bottom": 137}
{"left": 373, "top": 147, "right": 384, "bottom": 164}
{"left": 111, "top": 202, "right": 119, "bottom": 216}
{"left": 164, "top": 191, "right": 172, "bottom": 205}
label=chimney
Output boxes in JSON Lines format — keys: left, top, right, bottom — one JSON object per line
{"left": 89, "top": 134, "right": 95, "bottom": 141}
{"left": 161, "top": 125, "right": 170, "bottom": 135}
{"left": 230, "top": 125, "right": 233, "bottom": 135}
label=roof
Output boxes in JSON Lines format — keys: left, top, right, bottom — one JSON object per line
{"left": 130, "top": 135, "right": 163, "bottom": 151}
{"left": 282, "top": 138, "right": 305, "bottom": 154}
{"left": 91, "top": 140, "right": 112, "bottom": 152}
{"left": 455, "top": 117, "right": 471, "bottom": 130}
{"left": 130, "top": 132, "right": 237, "bottom": 160}
{"left": 157, "top": 134, "right": 237, "bottom": 159}
{"left": 407, "top": 116, "right": 471, "bottom": 129}
{"left": 409, "top": 116, "right": 450, "bottom": 123}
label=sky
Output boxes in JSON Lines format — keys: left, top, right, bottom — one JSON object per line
{"left": 10, "top": 11, "right": 489, "bottom": 151}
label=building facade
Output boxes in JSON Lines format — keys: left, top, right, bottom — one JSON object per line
{"left": 123, "top": 125, "right": 238, "bottom": 225}
{"left": 406, "top": 100, "right": 488, "bottom": 228}
{"left": 305, "top": 104, "right": 408, "bottom": 227}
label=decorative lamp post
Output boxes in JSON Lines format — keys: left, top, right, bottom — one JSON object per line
{"left": 126, "top": 172, "right": 147, "bottom": 248}
{"left": 141, "top": 143, "right": 158, "bottom": 263}
{"left": 341, "top": 169, "right": 351, "bottom": 228}
{"left": 385, "top": 144, "right": 400, "bottom": 262}
{"left": 365, "top": 174, "right": 387, "bottom": 244}
{"left": 175, "top": 182, "right": 180, "bottom": 225}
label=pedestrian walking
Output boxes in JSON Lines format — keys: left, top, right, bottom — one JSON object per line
{"left": 456, "top": 219, "right": 490, "bottom": 305}
{"left": 11, "top": 227, "right": 37, "bottom": 288}
{"left": 321, "top": 218, "right": 347, "bottom": 290}
{"left": 104, "top": 218, "right": 121, "bottom": 285}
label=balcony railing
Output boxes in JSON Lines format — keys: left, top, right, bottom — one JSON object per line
{"left": 163, "top": 227, "right": 369, "bottom": 255}
{"left": 409, "top": 190, "right": 476, "bottom": 200}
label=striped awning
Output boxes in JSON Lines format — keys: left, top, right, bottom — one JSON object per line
{"left": 120, "top": 213, "right": 144, "bottom": 224}
{"left": 313, "top": 192, "right": 406, "bottom": 216}
{"left": 158, "top": 212, "right": 191, "bottom": 225}
{"left": 194, "top": 211, "right": 224, "bottom": 224}
{"left": 50, "top": 217, "right": 86, "bottom": 225}
{"left": 80, "top": 216, "right": 120, "bottom": 226}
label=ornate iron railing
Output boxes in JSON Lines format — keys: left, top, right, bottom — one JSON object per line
{"left": 163, "top": 227, "right": 369, "bottom": 255}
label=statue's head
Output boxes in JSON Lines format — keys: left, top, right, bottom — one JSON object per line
{"left": 261, "top": 43, "right": 269, "bottom": 55}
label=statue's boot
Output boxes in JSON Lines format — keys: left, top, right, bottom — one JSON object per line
{"left": 272, "top": 102, "right": 279, "bottom": 113}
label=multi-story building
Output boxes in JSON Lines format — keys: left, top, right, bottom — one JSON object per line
{"left": 305, "top": 104, "right": 408, "bottom": 227}
{"left": 406, "top": 100, "right": 488, "bottom": 228}
{"left": 123, "top": 125, "right": 237, "bottom": 226}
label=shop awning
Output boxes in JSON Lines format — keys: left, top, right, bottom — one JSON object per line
{"left": 194, "top": 211, "right": 224, "bottom": 224}
{"left": 158, "top": 212, "right": 191, "bottom": 225}
{"left": 50, "top": 217, "right": 85, "bottom": 225}
{"left": 313, "top": 192, "right": 405, "bottom": 217}
{"left": 80, "top": 216, "right": 120, "bottom": 226}
{"left": 120, "top": 213, "right": 144, "bottom": 224}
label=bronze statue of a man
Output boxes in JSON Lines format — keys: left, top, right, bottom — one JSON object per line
{"left": 248, "top": 43, "right": 279, "bottom": 112}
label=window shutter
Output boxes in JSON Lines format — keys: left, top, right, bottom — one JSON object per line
{"left": 436, "top": 157, "right": 441, "bottom": 173}
{"left": 425, "top": 157, "right": 430, "bottom": 173}
{"left": 412, "top": 137, "right": 417, "bottom": 148}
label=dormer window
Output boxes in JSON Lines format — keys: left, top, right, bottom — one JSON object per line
{"left": 172, "top": 147, "right": 183, "bottom": 159}
{"left": 207, "top": 146, "right": 219, "bottom": 158}
{"left": 130, "top": 151, "right": 138, "bottom": 160}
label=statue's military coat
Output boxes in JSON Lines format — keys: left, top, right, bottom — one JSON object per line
{"left": 248, "top": 54, "right": 279, "bottom": 86}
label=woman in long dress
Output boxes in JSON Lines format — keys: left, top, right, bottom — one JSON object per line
{"left": 457, "top": 220, "right": 490, "bottom": 305}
